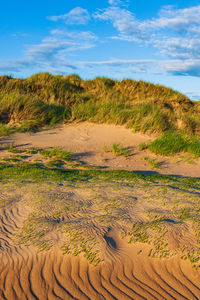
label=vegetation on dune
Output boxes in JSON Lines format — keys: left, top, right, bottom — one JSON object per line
{"left": 0, "top": 123, "right": 15, "bottom": 136}
{"left": 111, "top": 143, "right": 131, "bottom": 157}
{"left": 143, "top": 157, "right": 161, "bottom": 169}
{"left": 40, "top": 147, "right": 73, "bottom": 161}
{"left": 103, "top": 143, "right": 131, "bottom": 157}
{"left": 148, "top": 131, "right": 200, "bottom": 157}
{"left": 0, "top": 73, "right": 199, "bottom": 136}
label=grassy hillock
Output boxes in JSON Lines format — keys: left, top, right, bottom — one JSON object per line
{"left": 0, "top": 72, "right": 199, "bottom": 136}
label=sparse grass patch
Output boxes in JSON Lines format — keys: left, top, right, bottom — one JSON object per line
{"left": 46, "top": 159, "right": 64, "bottom": 168}
{"left": 139, "top": 142, "right": 149, "bottom": 151}
{"left": 7, "top": 143, "right": 26, "bottom": 154}
{"left": 2, "top": 157, "right": 21, "bottom": 162}
{"left": 103, "top": 145, "right": 110, "bottom": 153}
{"left": 112, "top": 143, "right": 131, "bottom": 157}
{"left": 144, "top": 157, "right": 161, "bottom": 169}
{"left": 40, "top": 147, "right": 73, "bottom": 161}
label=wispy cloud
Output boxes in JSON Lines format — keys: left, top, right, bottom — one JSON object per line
{"left": 48, "top": 7, "right": 90, "bottom": 25}
{"left": 2, "top": 56, "right": 200, "bottom": 79}
{"left": 108, "top": 0, "right": 120, "bottom": 5}
{"left": 11, "top": 32, "right": 29, "bottom": 38}
{"left": 94, "top": 4, "right": 200, "bottom": 65}
{"left": 50, "top": 30, "right": 98, "bottom": 41}
{"left": 78, "top": 58, "right": 200, "bottom": 77}
{"left": 0, "top": 28, "right": 97, "bottom": 74}
{"left": 108, "top": 0, "right": 129, "bottom": 7}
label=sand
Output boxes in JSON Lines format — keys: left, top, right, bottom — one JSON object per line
{"left": 0, "top": 122, "right": 200, "bottom": 299}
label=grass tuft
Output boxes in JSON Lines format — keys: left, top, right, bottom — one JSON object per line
{"left": 0, "top": 124, "right": 15, "bottom": 136}
{"left": 112, "top": 143, "right": 131, "bottom": 157}
{"left": 40, "top": 147, "right": 73, "bottom": 161}
{"left": 144, "top": 157, "right": 161, "bottom": 169}
{"left": 139, "top": 142, "right": 149, "bottom": 151}
{"left": 148, "top": 132, "right": 200, "bottom": 157}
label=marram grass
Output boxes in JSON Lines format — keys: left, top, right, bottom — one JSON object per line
{"left": 0, "top": 73, "right": 199, "bottom": 136}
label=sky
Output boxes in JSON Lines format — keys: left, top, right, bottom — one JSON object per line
{"left": 1, "top": 0, "right": 200, "bottom": 100}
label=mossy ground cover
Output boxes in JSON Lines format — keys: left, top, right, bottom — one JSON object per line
{"left": 0, "top": 155, "right": 199, "bottom": 267}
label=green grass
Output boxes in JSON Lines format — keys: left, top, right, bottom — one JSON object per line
{"left": 7, "top": 143, "right": 26, "bottom": 154}
{"left": 2, "top": 157, "right": 21, "bottom": 163}
{"left": 148, "top": 132, "right": 200, "bottom": 157}
{"left": 0, "top": 124, "right": 15, "bottom": 136}
{"left": 139, "top": 142, "right": 149, "bottom": 151}
{"left": 144, "top": 157, "right": 161, "bottom": 169}
{"left": 40, "top": 147, "right": 73, "bottom": 161}
{"left": 0, "top": 161, "right": 199, "bottom": 187}
{"left": 188, "top": 141, "right": 200, "bottom": 157}
{"left": 112, "top": 143, "right": 131, "bottom": 157}
{"left": 46, "top": 159, "right": 64, "bottom": 168}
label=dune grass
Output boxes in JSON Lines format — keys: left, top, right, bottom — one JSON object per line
{"left": 112, "top": 143, "right": 131, "bottom": 157}
{"left": 138, "top": 142, "right": 149, "bottom": 151}
{"left": 0, "top": 124, "right": 15, "bottom": 136}
{"left": 148, "top": 132, "right": 200, "bottom": 157}
{"left": 0, "top": 73, "right": 199, "bottom": 136}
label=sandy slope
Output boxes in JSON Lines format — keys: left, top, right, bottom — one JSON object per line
{"left": 2, "top": 122, "right": 200, "bottom": 177}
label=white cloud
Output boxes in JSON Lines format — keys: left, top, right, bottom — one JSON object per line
{"left": 48, "top": 7, "right": 90, "bottom": 25}
{"left": 94, "top": 7, "right": 147, "bottom": 42}
{"left": 108, "top": 0, "right": 121, "bottom": 6}
{"left": 50, "top": 30, "right": 98, "bottom": 41}
{"left": 0, "top": 28, "right": 98, "bottom": 74}
{"left": 95, "top": 5, "right": 200, "bottom": 62}
{"left": 77, "top": 58, "right": 200, "bottom": 77}
{"left": 108, "top": 0, "right": 129, "bottom": 7}
{"left": 160, "top": 59, "right": 200, "bottom": 77}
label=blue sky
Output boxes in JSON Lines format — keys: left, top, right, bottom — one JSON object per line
{"left": 1, "top": 0, "right": 200, "bottom": 100}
